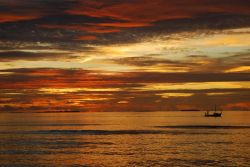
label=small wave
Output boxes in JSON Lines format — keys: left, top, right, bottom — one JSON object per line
{"left": 32, "top": 130, "right": 165, "bottom": 135}
{"left": 155, "top": 125, "right": 250, "bottom": 129}
{"left": 0, "top": 123, "right": 100, "bottom": 127}
{"left": 20, "top": 129, "right": 228, "bottom": 135}
{"left": 0, "top": 150, "right": 79, "bottom": 155}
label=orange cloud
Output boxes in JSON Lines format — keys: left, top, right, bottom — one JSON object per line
{"left": 1, "top": 68, "right": 249, "bottom": 90}
{"left": 75, "top": 35, "right": 97, "bottom": 41}
{"left": 92, "top": 22, "right": 152, "bottom": 28}
{"left": 67, "top": 0, "right": 250, "bottom": 23}
{"left": 0, "top": 13, "right": 41, "bottom": 23}
{"left": 39, "top": 24, "right": 121, "bottom": 34}
{"left": 223, "top": 102, "right": 250, "bottom": 110}
{"left": 1, "top": 69, "right": 249, "bottom": 112}
{"left": 0, "top": 69, "right": 125, "bottom": 89}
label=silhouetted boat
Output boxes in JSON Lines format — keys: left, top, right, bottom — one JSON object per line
{"left": 205, "top": 105, "right": 222, "bottom": 117}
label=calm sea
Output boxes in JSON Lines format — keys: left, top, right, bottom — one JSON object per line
{"left": 0, "top": 111, "right": 250, "bottom": 167}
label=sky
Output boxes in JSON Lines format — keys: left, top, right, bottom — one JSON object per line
{"left": 0, "top": 0, "right": 250, "bottom": 112}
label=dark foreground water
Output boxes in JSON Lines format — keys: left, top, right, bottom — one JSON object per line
{"left": 0, "top": 111, "right": 250, "bottom": 167}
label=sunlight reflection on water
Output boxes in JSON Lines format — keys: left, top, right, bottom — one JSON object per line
{"left": 0, "top": 111, "right": 250, "bottom": 166}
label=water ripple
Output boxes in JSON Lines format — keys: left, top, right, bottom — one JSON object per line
{"left": 156, "top": 125, "right": 250, "bottom": 129}
{"left": 14, "top": 129, "right": 230, "bottom": 135}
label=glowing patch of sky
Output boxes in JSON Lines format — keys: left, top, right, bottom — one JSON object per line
{"left": 157, "top": 93, "right": 193, "bottom": 98}
{"left": 0, "top": 60, "right": 136, "bottom": 72}
{"left": 206, "top": 92, "right": 234, "bottom": 96}
{"left": 1, "top": 28, "right": 249, "bottom": 73}
{"left": 39, "top": 88, "right": 121, "bottom": 94}
{"left": 134, "top": 65, "right": 190, "bottom": 72}
{"left": 225, "top": 66, "right": 250, "bottom": 73}
{"left": 81, "top": 28, "right": 250, "bottom": 63}
{"left": 137, "top": 81, "right": 250, "bottom": 91}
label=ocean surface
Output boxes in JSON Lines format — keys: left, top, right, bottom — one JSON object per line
{"left": 0, "top": 111, "right": 250, "bottom": 167}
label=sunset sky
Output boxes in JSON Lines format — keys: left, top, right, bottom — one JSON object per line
{"left": 0, "top": 0, "right": 250, "bottom": 112}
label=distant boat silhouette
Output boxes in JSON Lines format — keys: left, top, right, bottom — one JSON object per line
{"left": 205, "top": 105, "right": 222, "bottom": 117}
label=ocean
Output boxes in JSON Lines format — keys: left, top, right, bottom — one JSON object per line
{"left": 0, "top": 111, "right": 249, "bottom": 167}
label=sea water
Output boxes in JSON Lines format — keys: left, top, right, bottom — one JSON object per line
{"left": 0, "top": 111, "right": 250, "bottom": 166}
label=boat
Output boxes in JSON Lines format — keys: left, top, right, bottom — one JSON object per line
{"left": 205, "top": 111, "right": 222, "bottom": 117}
{"left": 205, "top": 105, "right": 222, "bottom": 117}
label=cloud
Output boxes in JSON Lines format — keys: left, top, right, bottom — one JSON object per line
{"left": 0, "top": 68, "right": 249, "bottom": 89}
{"left": 222, "top": 102, "right": 250, "bottom": 110}
{"left": 75, "top": 35, "right": 97, "bottom": 41}
{"left": 0, "top": 51, "right": 73, "bottom": 61}
{"left": 38, "top": 24, "right": 122, "bottom": 34}
{"left": 67, "top": 0, "right": 250, "bottom": 22}
{"left": 111, "top": 51, "right": 250, "bottom": 73}
{"left": 0, "top": 1, "right": 250, "bottom": 111}
{"left": 0, "top": 0, "right": 76, "bottom": 23}
{"left": 0, "top": 68, "right": 249, "bottom": 112}
{"left": 0, "top": 1, "right": 250, "bottom": 46}
{"left": 1, "top": 86, "right": 249, "bottom": 112}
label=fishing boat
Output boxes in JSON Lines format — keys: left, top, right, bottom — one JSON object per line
{"left": 205, "top": 105, "right": 222, "bottom": 117}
